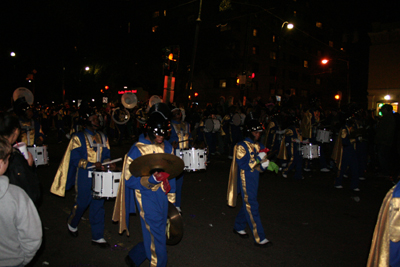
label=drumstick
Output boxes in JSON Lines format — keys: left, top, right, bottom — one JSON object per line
{"left": 87, "top": 158, "right": 123, "bottom": 169}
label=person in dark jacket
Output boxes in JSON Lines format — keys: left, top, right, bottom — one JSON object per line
{"left": 0, "top": 112, "right": 41, "bottom": 206}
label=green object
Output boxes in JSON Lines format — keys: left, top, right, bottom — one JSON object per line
{"left": 267, "top": 162, "right": 279, "bottom": 173}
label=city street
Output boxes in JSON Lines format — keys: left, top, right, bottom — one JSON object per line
{"left": 29, "top": 134, "right": 392, "bottom": 267}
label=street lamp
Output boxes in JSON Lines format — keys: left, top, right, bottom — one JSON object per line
{"left": 282, "top": 21, "right": 294, "bottom": 30}
{"left": 10, "top": 52, "right": 16, "bottom": 57}
{"left": 321, "top": 58, "right": 350, "bottom": 104}
{"left": 274, "top": 21, "right": 294, "bottom": 96}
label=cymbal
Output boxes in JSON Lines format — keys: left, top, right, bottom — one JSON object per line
{"left": 167, "top": 201, "right": 184, "bottom": 245}
{"left": 129, "top": 153, "right": 184, "bottom": 179}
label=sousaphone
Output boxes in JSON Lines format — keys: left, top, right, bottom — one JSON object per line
{"left": 13, "top": 87, "right": 34, "bottom": 105}
{"left": 112, "top": 92, "right": 137, "bottom": 125}
{"left": 121, "top": 92, "right": 137, "bottom": 109}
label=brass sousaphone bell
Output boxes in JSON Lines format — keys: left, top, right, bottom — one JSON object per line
{"left": 129, "top": 153, "right": 185, "bottom": 245}
{"left": 13, "top": 87, "right": 34, "bottom": 106}
{"left": 112, "top": 92, "right": 137, "bottom": 125}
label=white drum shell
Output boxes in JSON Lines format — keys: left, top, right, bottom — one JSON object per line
{"left": 91, "top": 171, "right": 121, "bottom": 198}
{"left": 27, "top": 145, "right": 49, "bottom": 166}
{"left": 301, "top": 144, "right": 320, "bottom": 159}
{"left": 177, "top": 148, "right": 207, "bottom": 171}
{"left": 316, "top": 129, "right": 332, "bottom": 143}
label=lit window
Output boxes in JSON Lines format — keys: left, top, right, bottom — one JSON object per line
{"left": 270, "top": 51, "right": 276, "bottom": 60}
{"left": 164, "top": 10, "right": 167, "bottom": 16}
{"left": 152, "top": 26, "right": 159, "bottom": 32}
{"left": 304, "top": 60, "right": 308, "bottom": 68}
{"left": 316, "top": 78, "right": 321, "bottom": 85}
{"left": 291, "top": 88, "right": 296, "bottom": 95}
{"left": 153, "top": 11, "right": 160, "bottom": 18}
{"left": 329, "top": 41, "right": 333, "bottom": 47}
{"left": 253, "top": 28, "right": 258, "bottom": 37}
{"left": 272, "top": 34, "right": 276, "bottom": 43}
{"left": 252, "top": 46, "right": 258, "bottom": 55}
{"left": 220, "top": 80, "right": 226, "bottom": 88}
{"left": 293, "top": 11, "right": 297, "bottom": 17}
{"left": 316, "top": 22, "right": 322, "bottom": 28}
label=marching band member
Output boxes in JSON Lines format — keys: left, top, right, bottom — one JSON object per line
{"left": 13, "top": 97, "right": 45, "bottom": 146}
{"left": 227, "top": 113, "right": 278, "bottom": 247}
{"left": 113, "top": 103, "right": 176, "bottom": 267}
{"left": 279, "top": 116, "right": 304, "bottom": 180}
{"left": 302, "top": 106, "right": 330, "bottom": 173}
{"left": 168, "top": 105, "right": 191, "bottom": 214}
{"left": 331, "top": 115, "right": 360, "bottom": 191}
{"left": 50, "top": 102, "right": 115, "bottom": 248}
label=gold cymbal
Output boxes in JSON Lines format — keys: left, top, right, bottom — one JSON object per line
{"left": 167, "top": 201, "right": 184, "bottom": 245}
{"left": 129, "top": 153, "right": 184, "bottom": 179}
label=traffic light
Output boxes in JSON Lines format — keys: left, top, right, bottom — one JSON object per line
{"left": 105, "top": 85, "right": 109, "bottom": 90}
{"left": 162, "top": 47, "right": 172, "bottom": 70}
{"left": 194, "top": 92, "right": 199, "bottom": 97}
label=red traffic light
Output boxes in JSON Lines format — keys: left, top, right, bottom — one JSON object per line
{"left": 334, "top": 94, "right": 340, "bottom": 100}
{"left": 194, "top": 92, "right": 199, "bottom": 97}
{"left": 105, "top": 85, "right": 109, "bottom": 90}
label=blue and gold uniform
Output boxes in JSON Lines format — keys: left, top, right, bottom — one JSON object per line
{"left": 114, "top": 134, "right": 175, "bottom": 267}
{"left": 228, "top": 114, "right": 274, "bottom": 247}
{"left": 280, "top": 126, "right": 303, "bottom": 180}
{"left": 332, "top": 123, "right": 359, "bottom": 190}
{"left": 113, "top": 104, "right": 176, "bottom": 267}
{"left": 50, "top": 128, "right": 111, "bottom": 240}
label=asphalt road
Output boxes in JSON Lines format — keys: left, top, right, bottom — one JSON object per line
{"left": 27, "top": 133, "right": 392, "bottom": 267}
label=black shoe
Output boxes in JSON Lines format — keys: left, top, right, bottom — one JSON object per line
{"left": 233, "top": 229, "right": 249, "bottom": 239}
{"left": 125, "top": 256, "right": 136, "bottom": 267}
{"left": 254, "top": 240, "right": 273, "bottom": 248}
{"left": 67, "top": 225, "right": 78, "bottom": 237}
{"left": 91, "top": 241, "right": 111, "bottom": 248}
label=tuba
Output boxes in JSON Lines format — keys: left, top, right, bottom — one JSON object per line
{"left": 112, "top": 92, "right": 137, "bottom": 125}
{"left": 12, "top": 87, "right": 34, "bottom": 116}
{"left": 13, "top": 87, "right": 34, "bottom": 105}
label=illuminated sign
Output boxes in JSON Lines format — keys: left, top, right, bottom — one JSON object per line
{"left": 118, "top": 90, "right": 137, "bottom": 94}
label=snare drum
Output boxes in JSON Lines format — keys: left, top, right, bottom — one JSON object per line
{"left": 177, "top": 148, "right": 207, "bottom": 171}
{"left": 316, "top": 129, "right": 332, "bottom": 143}
{"left": 301, "top": 144, "right": 320, "bottom": 159}
{"left": 27, "top": 145, "right": 49, "bottom": 166}
{"left": 204, "top": 119, "right": 221, "bottom": 133}
{"left": 91, "top": 171, "right": 121, "bottom": 198}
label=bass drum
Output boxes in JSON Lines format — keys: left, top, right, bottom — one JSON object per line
{"left": 204, "top": 118, "right": 221, "bottom": 133}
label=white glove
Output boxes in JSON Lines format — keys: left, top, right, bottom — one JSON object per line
{"left": 261, "top": 160, "right": 270, "bottom": 169}
{"left": 257, "top": 152, "right": 267, "bottom": 161}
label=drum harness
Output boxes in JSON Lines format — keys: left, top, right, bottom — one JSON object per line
{"left": 84, "top": 131, "right": 107, "bottom": 163}
{"left": 20, "top": 120, "right": 35, "bottom": 146}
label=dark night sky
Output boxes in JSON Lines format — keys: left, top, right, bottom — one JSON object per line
{"left": 0, "top": 0, "right": 399, "bottom": 108}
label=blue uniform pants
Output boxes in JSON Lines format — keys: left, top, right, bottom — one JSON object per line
{"left": 69, "top": 172, "right": 105, "bottom": 241}
{"left": 234, "top": 171, "right": 266, "bottom": 243}
{"left": 128, "top": 187, "right": 168, "bottom": 267}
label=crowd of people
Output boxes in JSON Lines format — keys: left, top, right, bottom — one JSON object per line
{"left": 2, "top": 89, "right": 400, "bottom": 266}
